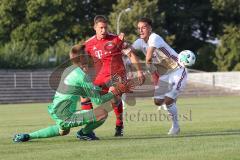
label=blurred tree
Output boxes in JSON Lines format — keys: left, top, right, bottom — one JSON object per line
{"left": 211, "top": 0, "right": 240, "bottom": 71}
{"left": 0, "top": 0, "right": 117, "bottom": 54}
{"left": 109, "top": 0, "right": 220, "bottom": 71}
{"left": 214, "top": 25, "right": 240, "bottom": 71}
{"left": 108, "top": 0, "right": 159, "bottom": 42}
{"left": 211, "top": 0, "right": 240, "bottom": 20}
{"left": 0, "top": 41, "right": 39, "bottom": 68}
{"left": 0, "top": 0, "right": 26, "bottom": 44}
{"left": 194, "top": 44, "right": 217, "bottom": 71}
{"left": 157, "top": 0, "right": 221, "bottom": 51}
{"left": 1, "top": 0, "right": 239, "bottom": 70}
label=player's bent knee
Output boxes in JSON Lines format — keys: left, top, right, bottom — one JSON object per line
{"left": 164, "top": 97, "right": 175, "bottom": 106}
{"left": 154, "top": 98, "right": 164, "bottom": 106}
{"left": 59, "top": 129, "right": 70, "bottom": 136}
{"left": 93, "top": 108, "right": 108, "bottom": 121}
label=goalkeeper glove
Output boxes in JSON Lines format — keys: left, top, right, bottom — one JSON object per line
{"left": 109, "top": 81, "right": 134, "bottom": 96}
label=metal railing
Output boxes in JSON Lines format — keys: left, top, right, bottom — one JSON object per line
{"left": 0, "top": 71, "right": 52, "bottom": 89}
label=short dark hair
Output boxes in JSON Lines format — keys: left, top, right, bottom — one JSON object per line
{"left": 69, "top": 44, "right": 85, "bottom": 64}
{"left": 138, "top": 17, "right": 153, "bottom": 27}
{"left": 94, "top": 15, "right": 108, "bottom": 25}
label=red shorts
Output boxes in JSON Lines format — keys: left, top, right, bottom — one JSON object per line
{"left": 94, "top": 71, "right": 127, "bottom": 94}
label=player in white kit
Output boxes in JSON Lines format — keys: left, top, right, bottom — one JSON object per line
{"left": 132, "top": 17, "right": 196, "bottom": 135}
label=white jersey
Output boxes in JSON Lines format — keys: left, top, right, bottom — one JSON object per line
{"left": 132, "top": 33, "right": 179, "bottom": 74}
{"left": 132, "top": 33, "right": 187, "bottom": 99}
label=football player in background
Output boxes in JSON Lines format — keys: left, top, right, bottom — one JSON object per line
{"left": 132, "top": 17, "right": 196, "bottom": 135}
{"left": 81, "top": 15, "right": 145, "bottom": 137}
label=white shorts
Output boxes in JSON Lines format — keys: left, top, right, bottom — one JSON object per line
{"left": 154, "top": 67, "right": 187, "bottom": 100}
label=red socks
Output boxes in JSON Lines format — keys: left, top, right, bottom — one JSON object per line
{"left": 112, "top": 101, "right": 123, "bottom": 127}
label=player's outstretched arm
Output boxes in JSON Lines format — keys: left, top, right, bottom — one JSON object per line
{"left": 127, "top": 51, "right": 145, "bottom": 85}
{"left": 145, "top": 47, "right": 160, "bottom": 85}
{"left": 79, "top": 78, "right": 135, "bottom": 105}
{"left": 119, "top": 33, "right": 145, "bottom": 85}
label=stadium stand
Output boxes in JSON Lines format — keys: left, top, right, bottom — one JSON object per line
{"left": 0, "top": 70, "right": 239, "bottom": 104}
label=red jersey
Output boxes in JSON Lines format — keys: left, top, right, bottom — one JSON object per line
{"left": 84, "top": 33, "right": 126, "bottom": 86}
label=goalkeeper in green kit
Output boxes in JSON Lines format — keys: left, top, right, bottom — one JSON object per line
{"left": 13, "top": 44, "right": 133, "bottom": 142}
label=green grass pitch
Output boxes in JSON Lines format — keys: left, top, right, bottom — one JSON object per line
{"left": 0, "top": 96, "right": 240, "bottom": 160}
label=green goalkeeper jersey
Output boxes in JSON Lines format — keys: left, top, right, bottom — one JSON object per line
{"left": 48, "top": 65, "right": 114, "bottom": 118}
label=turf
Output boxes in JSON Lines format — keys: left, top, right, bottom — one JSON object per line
{"left": 0, "top": 96, "right": 240, "bottom": 160}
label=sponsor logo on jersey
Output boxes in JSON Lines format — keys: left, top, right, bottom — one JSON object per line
{"left": 95, "top": 50, "right": 103, "bottom": 59}
{"left": 104, "top": 41, "right": 117, "bottom": 51}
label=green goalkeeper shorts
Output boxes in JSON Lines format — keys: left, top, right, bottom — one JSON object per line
{"left": 48, "top": 100, "right": 97, "bottom": 130}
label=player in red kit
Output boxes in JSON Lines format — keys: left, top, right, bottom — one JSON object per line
{"left": 82, "top": 15, "right": 145, "bottom": 136}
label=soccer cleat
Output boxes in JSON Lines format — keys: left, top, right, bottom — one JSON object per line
{"left": 76, "top": 129, "right": 99, "bottom": 141}
{"left": 168, "top": 127, "right": 180, "bottom": 135}
{"left": 13, "top": 134, "right": 30, "bottom": 143}
{"left": 114, "top": 126, "right": 123, "bottom": 137}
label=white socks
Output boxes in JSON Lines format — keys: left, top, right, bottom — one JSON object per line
{"left": 167, "top": 103, "right": 179, "bottom": 128}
